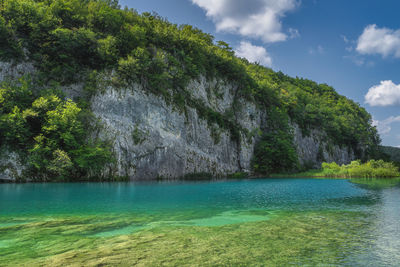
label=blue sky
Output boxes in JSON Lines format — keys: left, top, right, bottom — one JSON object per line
{"left": 120, "top": 0, "right": 400, "bottom": 147}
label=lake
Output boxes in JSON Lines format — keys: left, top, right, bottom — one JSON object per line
{"left": 1, "top": 178, "right": 399, "bottom": 266}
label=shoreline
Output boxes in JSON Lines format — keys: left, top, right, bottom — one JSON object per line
{"left": 1, "top": 175, "right": 399, "bottom": 184}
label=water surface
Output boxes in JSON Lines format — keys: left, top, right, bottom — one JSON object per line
{"left": 1, "top": 178, "right": 399, "bottom": 266}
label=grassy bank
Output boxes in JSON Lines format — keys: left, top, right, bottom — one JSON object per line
{"left": 272, "top": 160, "right": 400, "bottom": 179}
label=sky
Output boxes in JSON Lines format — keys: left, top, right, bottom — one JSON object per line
{"left": 119, "top": 0, "right": 400, "bottom": 147}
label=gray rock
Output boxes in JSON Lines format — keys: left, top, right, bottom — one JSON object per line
{"left": 0, "top": 61, "right": 35, "bottom": 81}
{"left": 0, "top": 149, "right": 24, "bottom": 181}
{"left": 91, "top": 80, "right": 257, "bottom": 179}
{"left": 0, "top": 61, "right": 359, "bottom": 180}
{"left": 292, "top": 123, "right": 355, "bottom": 168}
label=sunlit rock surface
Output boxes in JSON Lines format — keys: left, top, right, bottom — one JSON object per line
{"left": 91, "top": 78, "right": 260, "bottom": 179}
{"left": 0, "top": 61, "right": 356, "bottom": 180}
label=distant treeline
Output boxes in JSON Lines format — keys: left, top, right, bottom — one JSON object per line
{"left": 380, "top": 146, "right": 400, "bottom": 164}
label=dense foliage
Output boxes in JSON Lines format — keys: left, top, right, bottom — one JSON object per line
{"left": 252, "top": 107, "right": 298, "bottom": 174}
{"left": 0, "top": 79, "right": 113, "bottom": 181}
{"left": 380, "top": 146, "right": 400, "bottom": 163}
{"left": 320, "top": 160, "right": 399, "bottom": 178}
{"left": 244, "top": 65, "right": 381, "bottom": 157}
{"left": 0, "top": 0, "right": 381, "bottom": 177}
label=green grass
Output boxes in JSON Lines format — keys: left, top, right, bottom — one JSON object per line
{"left": 270, "top": 169, "right": 328, "bottom": 178}
{"left": 272, "top": 160, "right": 400, "bottom": 179}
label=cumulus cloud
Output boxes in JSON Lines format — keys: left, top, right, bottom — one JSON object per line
{"left": 365, "top": 80, "right": 400, "bottom": 106}
{"left": 235, "top": 41, "right": 272, "bottom": 67}
{"left": 356, "top": 24, "right": 400, "bottom": 58}
{"left": 373, "top": 116, "right": 400, "bottom": 135}
{"left": 191, "top": 0, "right": 299, "bottom": 43}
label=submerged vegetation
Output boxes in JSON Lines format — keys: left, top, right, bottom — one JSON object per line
{"left": 1, "top": 174, "right": 399, "bottom": 265}
{"left": 0, "top": 0, "right": 381, "bottom": 179}
{"left": 0, "top": 210, "right": 377, "bottom": 266}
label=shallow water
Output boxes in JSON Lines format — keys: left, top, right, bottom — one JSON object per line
{"left": 0, "top": 178, "right": 399, "bottom": 266}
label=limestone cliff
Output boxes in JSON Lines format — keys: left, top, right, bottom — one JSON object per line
{"left": 0, "top": 61, "right": 356, "bottom": 180}
{"left": 292, "top": 124, "right": 355, "bottom": 169}
{"left": 91, "top": 76, "right": 262, "bottom": 179}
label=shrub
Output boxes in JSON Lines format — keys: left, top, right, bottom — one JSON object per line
{"left": 0, "top": 79, "right": 113, "bottom": 181}
{"left": 320, "top": 160, "right": 400, "bottom": 178}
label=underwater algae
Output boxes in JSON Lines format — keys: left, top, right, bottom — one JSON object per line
{"left": 1, "top": 178, "right": 399, "bottom": 266}
{"left": 0, "top": 210, "right": 372, "bottom": 266}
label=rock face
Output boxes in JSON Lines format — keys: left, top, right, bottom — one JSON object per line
{"left": 91, "top": 76, "right": 356, "bottom": 179}
{"left": 91, "top": 77, "right": 262, "bottom": 179}
{"left": 0, "top": 61, "right": 35, "bottom": 82}
{"left": 0, "top": 61, "right": 356, "bottom": 180}
{"left": 292, "top": 124, "right": 355, "bottom": 169}
{"left": 0, "top": 148, "right": 24, "bottom": 181}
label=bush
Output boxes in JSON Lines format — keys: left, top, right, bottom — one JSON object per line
{"left": 0, "top": 16, "right": 24, "bottom": 60}
{"left": 252, "top": 130, "right": 298, "bottom": 174}
{"left": 252, "top": 107, "right": 298, "bottom": 175}
{"left": 321, "top": 160, "right": 400, "bottom": 178}
{"left": 0, "top": 79, "right": 114, "bottom": 181}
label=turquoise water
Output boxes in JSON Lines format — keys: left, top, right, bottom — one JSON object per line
{"left": 0, "top": 179, "right": 382, "bottom": 215}
{"left": 1, "top": 178, "right": 400, "bottom": 266}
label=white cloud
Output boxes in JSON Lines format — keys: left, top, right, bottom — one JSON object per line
{"left": 365, "top": 80, "right": 400, "bottom": 106}
{"left": 288, "top": 28, "right": 300, "bottom": 39}
{"left": 356, "top": 24, "right": 400, "bottom": 58}
{"left": 235, "top": 41, "right": 272, "bottom": 67}
{"left": 308, "top": 45, "right": 324, "bottom": 55}
{"left": 373, "top": 116, "right": 400, "bottom": 135}
{"left": 341, "top": 35, "right": 354, "bottom": 51}
{"left": 352, "top": 57, "right": 364, "bottom": 66}
{"left": 191, "top": 0, "right": 299, "bottom": 43}
{"left": 343, "top": 55, "right": 374, "bottom": 67}
{"left": 341, "top": 35, "right": 349, "bottom": 44}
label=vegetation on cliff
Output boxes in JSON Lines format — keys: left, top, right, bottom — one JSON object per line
{"left": 0, "top": 78, "right": 113, "bottom": 180}
{"left": 0, "top": 0, "right": 381, "bottom": 179}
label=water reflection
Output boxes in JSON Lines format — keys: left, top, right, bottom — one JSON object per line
{"left": 350, "top": 178, "right": 400, "bottom": 190}
{"left": 368, "top": 187, "right": 400, "bottom": 265}
{"left": 344, "top": 178, "right": 400, "bottom": 266}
